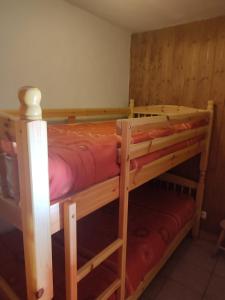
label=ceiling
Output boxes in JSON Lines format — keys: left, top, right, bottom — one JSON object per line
{"left": 67, "top": 0, "right": 225, "bottom": 32}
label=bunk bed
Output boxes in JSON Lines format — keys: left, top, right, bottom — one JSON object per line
{"left": 0, "top": 86, "right": 213, "bottom": 300}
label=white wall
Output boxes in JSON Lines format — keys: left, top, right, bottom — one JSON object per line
{"left": 0, "top": 0, "right": 130, "bottom": 231}
{"left": 0, "top": 0, "right": 131, "bottom": 109}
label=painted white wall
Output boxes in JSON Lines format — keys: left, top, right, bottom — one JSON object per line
{"left": 0, "top": 0, "right": 131, "bottom": 109}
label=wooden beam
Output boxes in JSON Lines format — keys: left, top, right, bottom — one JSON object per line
{"left": 96, "top": 279, "right": 121, "bottom": 300}
{"left": 129, "top": 126, "right": 208, "bottom": 159}
{"left": 129, "top": 141, "right": 206, "bottom": 191}
{"left": 64, "top": 202, "right": 77, "bottom": 300}
{"left": 117, "top": 120, "right": 131, "bottom": 300}
{"left": 133, "top": 104, "right": 204, "bottom": 115}
{"left": 0, "top": 276, "right": 20, "bottom": 300}
{"left": 131, "top": 112, "right": 209, "bottom": 134}
{"left": 158, "top": 173, "right": 198, "bottom": 189}
{"left": 16, "top": 87, "right": 53, "bottom": 300}
{"left": 77, "top": 239, "right": 123, "bottom": 282}
{"left": 128, "top": 99, "right": 135, "bottom": 118}
{"left": 42, "top": 107, "right": 129, "bottom": 118}
{"left": 192, "top": 101, "right": 214, "bottom": 238}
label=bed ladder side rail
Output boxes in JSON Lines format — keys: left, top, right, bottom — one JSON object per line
{"left": 63, "top": 202, "right": 124, "bottom": 300}
{"left": 117, "top": 119, "right": 131, "bottom": 300}
{"left": 16, "top": 87, "right": 53, "bottom": 300}
{"left": 192, "top": 100, "right": 214, "bottom": 237}
{"left": 63, "top": 120, "right": 131, "bottom": 300}
{"left": 64, "top": 202, "right": 78, "bottom": 300}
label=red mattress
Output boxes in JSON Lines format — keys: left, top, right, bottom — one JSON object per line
{"left": 0, "top": 184, "right": 195, "bottom": 299}
{"left": 55, "top": 183, "right": 195, "bottom": 298}
{"left": 0, "top": 118, "right": 208, "bottom": 200}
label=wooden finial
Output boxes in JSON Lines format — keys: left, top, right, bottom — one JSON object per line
{"left": 129, "top": 99, "right": 135, "bottom": 118}
{"left": 207, "top": 100, "right": 214, "bottom": 112}
{"left": 18, "top": 86, "right": 42, "bottom": 120}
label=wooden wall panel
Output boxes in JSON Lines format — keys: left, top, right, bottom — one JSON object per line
{"left": 129, "top": 16, "right": 225, "bottom": 232}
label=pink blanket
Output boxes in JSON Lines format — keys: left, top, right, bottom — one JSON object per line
{"left": 0, "top": 118, "right": 208, "bottom": 200}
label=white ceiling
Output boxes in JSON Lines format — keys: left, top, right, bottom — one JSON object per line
{"left": 67, "top": 0, "right": 225, "bottom": 32}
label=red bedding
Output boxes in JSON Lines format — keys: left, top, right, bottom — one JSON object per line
{"left": 74, "top": 184, "right": 195, "bottom": 297}
{"left": 0, "top": 118, "right": 208, "bottom": 200}
{"left": 52, "top": 183, "right": 195, "bottom": 298}
{"left": 0, "top": 184, "right": 195, "bottom": 299}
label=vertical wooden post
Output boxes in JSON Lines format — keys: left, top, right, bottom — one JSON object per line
{"left": 117, "top": 119, "right": 131, "bottom": 299}
{"left": 128, "top": 99, "right": 135, "bottom": 118}
{"left": 64, "top": 202, "right": 77, "bottom": 300}
{"left": 192, "top": 100, "right": 214, "bottom": 238}
{"left": 16, "top": 87, "right": 53, "bottom": 300}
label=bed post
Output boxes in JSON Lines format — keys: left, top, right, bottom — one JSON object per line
{"left": 192, "top": 100, "right": 214, "bottom": 238}
{"left": 129, "top": 99, "right": 134, "bottom": 118}
{"left": 16, "top": 87, "right": 53, "bottom": 300}
{"left": 117, "top": 119, "right": 131, "bottom": 299}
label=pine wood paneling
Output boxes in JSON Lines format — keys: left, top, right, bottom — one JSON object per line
{"left": 129, "top": 16, "right": 225, "bottom": 232}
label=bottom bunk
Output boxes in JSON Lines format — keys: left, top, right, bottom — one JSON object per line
{"left": 0, "top": 181, "right": 196, "bottom": 300}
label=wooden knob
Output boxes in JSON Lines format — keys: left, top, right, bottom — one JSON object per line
{"left": 207, "top": 100, "right": 214, "bottom": 111}
{"left": 18, "top": 86, "right": 42, "bottom": 120}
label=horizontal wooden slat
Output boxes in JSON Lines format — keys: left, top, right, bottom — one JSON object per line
{"left": 117, "top": 112, "right": 209, "bottom": 136}
{"left": 131, "top": 112, "right": 209, "bottom": 134}
{"left": 77, "top": 239, "right": 123, "bottom": 282}
{"left": 0, "top": 112, "right": 17, "bottom": 141}
{"left": 2, "top": 108, "right": 130, "bottom": 120}
{"left": 50, "top": 176, "right": 119, "bottom": 234}
{"left": 96, "top": 279, "right": 121, "bottom": 300}
{"left": 129, "top": 141, "right": 206, "bottom": 191}
{"left": 42, "top": 108, "right": 129, "bottom": 118}
{"left": 158, "top": 173, "right": 198, "bottom": 189}
{"left": 0, "top": 196, "right": 22, "bottom": 229}
{"left": 133, "top": 105, "right": 204, "bottom": 115}
{"left": 130, "top": 126, "right": 208, "bottom": 159}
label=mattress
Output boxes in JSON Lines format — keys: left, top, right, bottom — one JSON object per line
{"left": 0, "top": 117, "right": 208, "bottom": 201}
{"left": 0, "top": 184, "right": 195, "bottom": 299}
{"left": 75, "top": 183, "right": 195, "bottom": 297}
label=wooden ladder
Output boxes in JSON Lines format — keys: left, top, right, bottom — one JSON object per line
{"left": 63, "top": 120, "right": 131, "bottom": 300}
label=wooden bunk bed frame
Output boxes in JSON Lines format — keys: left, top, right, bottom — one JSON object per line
{"left": 0, "top": 86, "right": 213, "bottom": 300}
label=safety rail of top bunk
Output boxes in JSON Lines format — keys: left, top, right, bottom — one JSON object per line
{"left": 0, "top": 99, "right": 135, "bottom": 121}
{"left": 133, "top": 103, "right": 207, "bottom": 117}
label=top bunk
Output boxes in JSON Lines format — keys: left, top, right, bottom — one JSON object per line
{"left": 0, "top": 87, "right": 214, "bottom": 234}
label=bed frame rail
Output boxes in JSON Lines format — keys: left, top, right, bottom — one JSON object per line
{"left": 133, "top": 104, "right": 206, "bottom": 117}
{"left": 1, "top": 99, "right": 135, "bottom": 122}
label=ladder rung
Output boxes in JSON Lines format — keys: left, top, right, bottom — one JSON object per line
{"left": 0, "top": 276, "right": 20, "bottom": 300}
{"left": 77, "top": 238, "right": 123, "bottom": 282}
{"left": 96, "top": 279, "right": 121, "bottom": 300}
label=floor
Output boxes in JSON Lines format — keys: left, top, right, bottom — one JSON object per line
{"left": 140, "top": 231, "right": 225, "bottom": 300}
